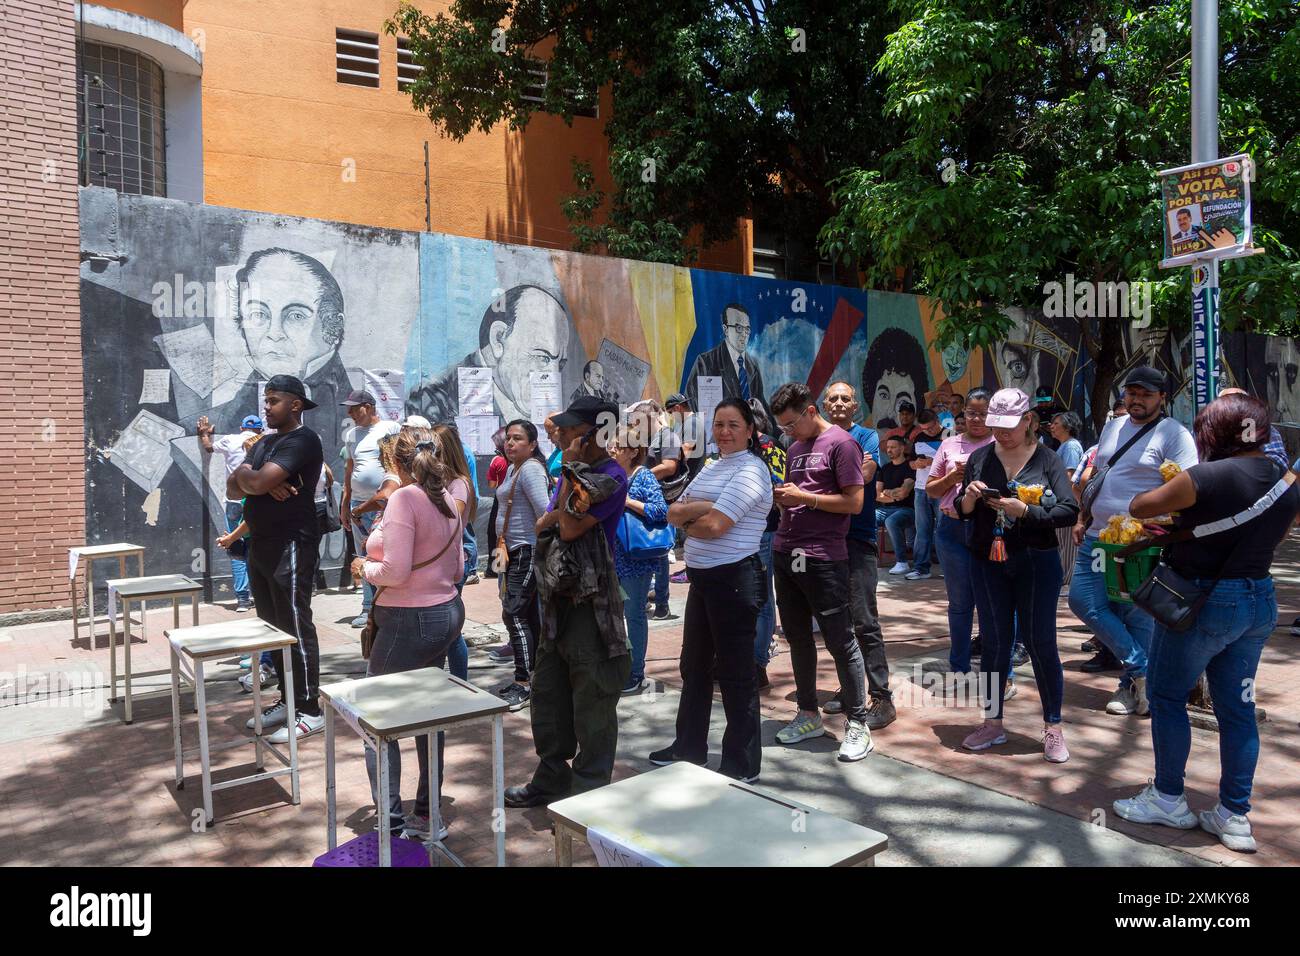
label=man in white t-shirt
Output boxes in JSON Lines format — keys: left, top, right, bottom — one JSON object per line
{"left": 340, "top": 389, "right": 402, "bottom": 627}
{"left": 1068, "top": 366, "right": 1198, "bottom": 717}
{"left": 199, "top": 413, "right": 263, "bottom": 611}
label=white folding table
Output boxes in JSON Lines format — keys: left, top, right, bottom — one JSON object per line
{"left": 547, "top": 761, "right": 889, "bottom": 867}
{"left": 320, "top": 668, "right": 509, "bottom": 867}
{"left": 166, "top": 619, "right": 300, "bottom": 826}
{"left": 69, "top": 543, "right": 145, "bottom": 644}
{"left": 106, "top": 574, "right": 203, "bottom": 723}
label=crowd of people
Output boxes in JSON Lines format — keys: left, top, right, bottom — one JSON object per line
{"left": 205, "top": 364, "right": 1297, "bottom": 854}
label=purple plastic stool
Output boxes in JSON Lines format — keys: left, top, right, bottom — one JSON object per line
{"left": 313, "top": 832, "right": 430, "bottom": 868}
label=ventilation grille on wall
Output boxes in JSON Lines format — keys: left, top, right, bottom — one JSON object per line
{"left": 336, "top": 29, "right": 380, "bottom": 87}
{"left": 521, "top": 58, "right": 598, "bottom": 118}
{"left": 395, "top": 36, "right": 422, "bottom": 90}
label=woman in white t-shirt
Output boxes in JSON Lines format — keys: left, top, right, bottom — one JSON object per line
{"left": 649, "top": 398, "right": 773, "bottom": 783}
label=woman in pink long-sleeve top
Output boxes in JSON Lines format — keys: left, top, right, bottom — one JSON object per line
{"left": 348, "top": 426, "right": 463, "bottom": 840}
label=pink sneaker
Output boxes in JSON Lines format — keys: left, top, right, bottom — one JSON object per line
{"left": 1043, "top": 725, "right": 1069, "bottom": 763}
{"left": 962, "top": 723, "right": 1007, "bottom": 751}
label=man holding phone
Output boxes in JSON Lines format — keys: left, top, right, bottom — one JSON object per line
{"left": 505, "top": 395, "right": 630, "bottom": 808}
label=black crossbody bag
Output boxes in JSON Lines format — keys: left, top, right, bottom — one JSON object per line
{"left": 1122, "top": 462, "right": 1293, "bottom": 632}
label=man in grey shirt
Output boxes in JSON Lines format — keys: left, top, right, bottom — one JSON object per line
{"left": 1067, "top": 366, "right": 1198, "bottom": 717}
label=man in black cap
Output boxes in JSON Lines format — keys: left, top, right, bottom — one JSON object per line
{"left": 1068, "top": 365, "right": 1198, "bottom": 718}
{"left": 227, "top": 375, "right": 327, "bottom": 741}
{"left": 340, "top": 389, "right": 402, "bottom": 628}
{"left": 504, "top": 394, "right": 630, "bottom": 808}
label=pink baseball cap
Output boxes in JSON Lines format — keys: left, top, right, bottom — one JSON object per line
{"left": 985, "top": 387, "right": 1031, "bottom": 429}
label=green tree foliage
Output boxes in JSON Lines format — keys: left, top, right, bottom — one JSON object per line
{"left": 387, "top": 1, "right": 905, "bottom": 265}
{"left": 820, "top": 0, "right": 1300, "bottom": 423}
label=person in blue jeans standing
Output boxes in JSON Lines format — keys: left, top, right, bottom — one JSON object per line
{"left": 1067, "top": 366, "right": 1198, "bottom": 717}
{"left": 198, "top": 413, "right": 264, "bottom": 612}
{"left": 608, "top": 428, "right": 669, "bottom": 694}
{"left": 925, "top": 389, "right": 994, "bottom": 686}
{"left": 907, "top": 410, "right": 945, "bottom": 580}
{"left": 1114, "top": 393, "right": 1298, "bottom": 854}
{"left": 746, "top": 399, "right": 785, "bottom": 688}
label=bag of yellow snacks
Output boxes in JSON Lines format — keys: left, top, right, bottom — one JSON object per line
{"left": 1098, "top": 514, "right": 1144, "bottom": 544}
{"left": 1159, "top": 459, "right": 1182, "bottom": 482}
{"left": 1016, "top": 484, "right": 1044, "bottom": 505}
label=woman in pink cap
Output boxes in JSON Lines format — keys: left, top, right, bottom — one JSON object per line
{"left": 956, "top": 387, "right": 1079, "bottom": 762}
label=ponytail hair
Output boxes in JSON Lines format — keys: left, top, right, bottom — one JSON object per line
{"left": 393, "top": 426, "right": 455, "bottom": 518}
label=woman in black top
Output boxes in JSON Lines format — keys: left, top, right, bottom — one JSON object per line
{"left": 1113, "top": 393, "right": 1299, "bottom": 854}
{"left": 957, "top": 388, "right": 1079, "bottom": 761}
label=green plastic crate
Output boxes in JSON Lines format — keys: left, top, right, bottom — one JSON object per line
{"left": 1096, "top": 540, "right": 1162, "bottom": 604}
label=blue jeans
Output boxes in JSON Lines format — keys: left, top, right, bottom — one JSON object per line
{"left": 876, "top": 505, "right": 914, "bottom": 565}
{"left": 935, "top": 515, "right": 978, "bottom": 672}
{"left": 1068, "top": 535, "right": 1153, "bottom": 686}
{"left": 225, "top": 501, "right": 250, "bottom": 600}
{"left": 970, "top": 547, "right": 1064, "bottom": 723}
{"left": 365, "top": 598, "right": 465, "bottom": 826}
{"left": 754, "top": 530, "right": 776, "bottom": 665}
{"left": 912, "top": 488, "right": 938, "bottom": 574}
{"left": 621, "top": 571, "right": 653, "bottom": 684}
{"left": 1149, "top": 577, "right": 1275, "bottom": 816}
{"left": 652, "top": 555, "right": 671, "bottom": 612}
{"left": 354, "top": 509, "right": 378, "bottom": 614}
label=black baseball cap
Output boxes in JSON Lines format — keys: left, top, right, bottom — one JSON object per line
{"left": 665, "top": 392, "right": 690, "bottom": 409}
{"left": 265, "top": 374, "right": 317, "bottom": 410}
{"left": 552, "top": 394, "right": 619, "bottom": 429}
{"left": 340, "top": 389, "right": 377, "bottom": 407}
{"left": 1123, "top": 365, "right": 1166, "bottom": 394}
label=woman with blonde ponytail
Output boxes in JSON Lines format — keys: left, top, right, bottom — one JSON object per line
{"left": 352, "top": 426, "right": 465, "bottom": 840}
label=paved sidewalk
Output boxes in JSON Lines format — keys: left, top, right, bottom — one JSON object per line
{"left": 2, "top": 537, "right": 1296, "bottom": 867}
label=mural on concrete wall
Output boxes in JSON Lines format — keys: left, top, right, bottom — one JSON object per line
{"left": 79, "top": 188, "right": 1299, "bottom": 588}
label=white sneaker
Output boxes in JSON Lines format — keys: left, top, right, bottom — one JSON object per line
{"left": 776, "top": 712, "right": 825, "bottom": 745}
{"left": 269, "top": 712, "right": 325, "bottom": 743}
{"left": 1198, "top": 805, "right": 1257, "bottom": 853}
{"left": 838, "top": 719, "right": 874, "bottom": 762}
{"left": 904, "top": 570, "right": 932, "bottom": 580}
{"left": 246, "top": 701, "right": 288, "bottom": 730}
{"left": 1113, "top": 783, "right": 1197, "bottom": 829}
{"left": 1106, "top": 677, "right": 1150, "bottom": 716}
{"left": 888, "top": 562, "right": 909, "bottom": 575}
{"left": 238, "top": 664, "right": 274, "bottom": 695}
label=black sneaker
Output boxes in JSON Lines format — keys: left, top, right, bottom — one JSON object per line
{"left": 756, "top": 664, "right": 769, "bottom": 689}
{"left": 1081, "top": 648, "right": 1122, "bottom": 673}
{"left": 651, "top": 608, "right": 675, "bottom": 621}
{"left": 648, "top": 746, "right": 706, "bottom": 767}
{"left": 504, "top": 784, "right": 556, "bottom": 808}
{"left": 1011, "top": 644, "right": 1030, "bottom": 667}
{"left": 822, "top": 692, "right": 843, "bottom": 715}
{"left": 497, "top": 683, "right": 531, "bottom": 711}
{"left": 864, "top": 697, "right": 897, "bottom": 731}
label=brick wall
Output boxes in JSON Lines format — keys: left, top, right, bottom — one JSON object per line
{"left": 0, "top": 1, "right": 86, "bottom": 614}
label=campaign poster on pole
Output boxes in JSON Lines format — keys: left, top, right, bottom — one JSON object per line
{"left": 1158, "top": 155, "right": 1255, "bottom": 269}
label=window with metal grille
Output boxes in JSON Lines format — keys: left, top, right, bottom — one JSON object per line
{"left": 76, "top": 41, "right": 167, "bottom": 197}
{"left": 336, "top": 28, "right": 380, "bottom": 87}
{"left": 395, "top": 36, "right": 422, "bottom": 90}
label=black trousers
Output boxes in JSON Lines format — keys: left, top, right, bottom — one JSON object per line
{"left": 673, "top": 557, "right": 763, "bottom": 779}
{"left": 247, "top": 535, "right": 322, "bottom": 716}
{"left": 500, "top": 544, "right": 541, "bottom": 683}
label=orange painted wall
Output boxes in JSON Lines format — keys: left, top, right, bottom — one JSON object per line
{"left": 168, "top": 0, "right": 747, "bottom": 272}
{"left": 97, "top": 0, "right": 185, "bottom": 32}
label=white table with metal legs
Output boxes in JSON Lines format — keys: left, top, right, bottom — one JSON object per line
{"left": 320, "top": 668, "right": 509, "bottom": 867}
{"left": 166, "top": 619, "right": 300, "bottom": 826}
{"left": 69, "top": 543, "right": 145, "bottom": 644}
{"left": 106, "top": 574, "right": 204, "bottom": 723}
{"left": 547, "top": 761, "right": 889, "bottom": 867}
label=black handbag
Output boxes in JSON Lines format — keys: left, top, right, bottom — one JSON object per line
{"left": 317, "top": 482, "right": 342, "bottom": 536}
{"left": 1126, "top": 462, "right": 1293, "bottom": 631}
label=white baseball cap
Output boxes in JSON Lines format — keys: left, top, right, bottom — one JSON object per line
{"left": 985, "top": 388, "right": 1032, "bottom": 429}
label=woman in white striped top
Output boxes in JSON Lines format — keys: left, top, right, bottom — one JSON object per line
{"left": 649, "top": 398, "right": 774, "bottom": 783}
